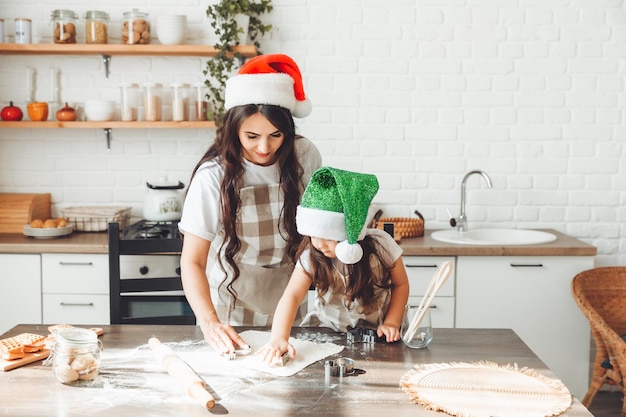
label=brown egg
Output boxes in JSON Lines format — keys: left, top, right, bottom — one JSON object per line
{"left": 56, "top": 218, "right": 68, "bottom": 227}
{"left": 43, "top": 219, "right": 57, "bottom": 228}
{"left": 30, "top": 219, "right": 44, "bottom": 228}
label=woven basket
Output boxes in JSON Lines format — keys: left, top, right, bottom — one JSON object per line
{"left": 373, "top": 216, "right": 424, "bottom": 238}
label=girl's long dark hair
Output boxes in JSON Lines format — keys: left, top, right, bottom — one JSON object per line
{"left": 298, "top": 235, "right": 394, "bottom": 313}
{"left": 187, "top": 104, "right": 306, "bottom": 303}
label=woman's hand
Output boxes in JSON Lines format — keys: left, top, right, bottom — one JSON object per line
{"left": 257, "top": 339, "right": 296, "bottom": 365}
{"left": 377, "top": 324, "right": 401, "bottom": 343}
{"left": 200, "top": 321, "right": 249, "bottom": 354}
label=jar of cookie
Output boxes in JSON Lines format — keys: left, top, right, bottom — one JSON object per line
{"left": 85, "top": 10, "right": 109, "bottom": 44}
{"left": 51, "top": 9, "right": 78, "bottom": 44}
{"left": 51, "top": 328, "right": 102, "bottom": 385}
{"left": 122, "top": 9, "right": 150, "bottom": 45}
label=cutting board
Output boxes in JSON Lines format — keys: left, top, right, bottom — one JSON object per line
{"left": 1, "top": 349, "right": 50, "bottom": 371}
{"left": 0, "top": 193, "right": 51, "bottom": 233}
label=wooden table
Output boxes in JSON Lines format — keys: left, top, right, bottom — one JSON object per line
{"left": 0, "top": 324, "right": 593, "bottom": 417}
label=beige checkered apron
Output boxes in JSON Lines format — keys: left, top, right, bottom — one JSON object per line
{"left": 301, "top": 257, "right": 392, "bottom": 332}
{"left": 209, "top": 183, "right": 305, "bottom": 326}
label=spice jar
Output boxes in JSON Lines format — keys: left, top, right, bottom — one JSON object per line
{"left": 122, "top": 9, "right": 150, "bottom": 45}
{"left": 120, "top": 83, "right": 139, "bottom": 121}
{"left": 14, "top": 18, "right": 32, "bottom": 44}
{"left": 52, "top": 328, "right": 102, "bottom": 385}
{"left": 194, "top": 82, "right": 209, "bottom": 121}
{"left": 144, "top": 82, "right": 162, "bottom": 121}
{"left": 85, "top": 10, "right": 109, "bottom": 44}
{"left": 171, "top": 83, "right": 188, "bottom": 121}
{"left": 51, "top": 9, "right": 78, "bottom": 44}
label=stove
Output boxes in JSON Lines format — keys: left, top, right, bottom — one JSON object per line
{"left": 122, "top": 220, "right": 181, "bottom": 240}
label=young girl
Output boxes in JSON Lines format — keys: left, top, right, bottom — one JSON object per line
{"left": 258, "top": 167, "right": 410, "bottom": 364}
{"left": 179, "top": 54, "right": 322, "bottom": 355}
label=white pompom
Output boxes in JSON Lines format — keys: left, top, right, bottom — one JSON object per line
{"left": 335, "top": 241, "right": 363, "bottom": 264}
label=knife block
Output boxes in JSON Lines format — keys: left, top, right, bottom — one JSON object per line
{"left": 0, "top": 193, "right": 51, "bottom": 233}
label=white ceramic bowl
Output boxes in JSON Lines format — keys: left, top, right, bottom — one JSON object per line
{"left": 156, "top": 16, "right": 187, "bottom": 45}
{"left": 84, "top": 100, "right": 115, "bottom": 122}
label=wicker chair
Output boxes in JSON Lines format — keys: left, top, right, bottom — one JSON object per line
{"left": 571, "top": 267, "right": 626, "bottom": 416}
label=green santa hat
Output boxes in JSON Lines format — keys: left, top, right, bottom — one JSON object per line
{"left": 296, "top": 167, "right": 379, "bottom": 264}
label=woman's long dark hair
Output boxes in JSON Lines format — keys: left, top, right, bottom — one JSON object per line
{"left": 187, "top": 104, "right": 306, "bottom": 303}
{"left": 298, "top": 235, "right": 394, "bottom": 313}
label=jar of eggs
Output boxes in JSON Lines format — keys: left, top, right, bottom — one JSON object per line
{"left": 122, "top": 9, "right": 150, "bottom": 45}
{"left": 52, "top": 328, "right": 102, "bottom": 385}
{"left": 51, "top": 9, "right": 78, "bottom": 44}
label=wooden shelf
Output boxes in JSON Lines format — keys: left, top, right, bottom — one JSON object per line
{"left": 0, "top": 121, "right": 217, "bottom": 128}
{"left": 0, "top": 43, "right": 258, "bottom": 58}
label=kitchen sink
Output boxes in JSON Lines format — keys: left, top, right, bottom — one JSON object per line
{"left": 430, "top": 228, "right": 557, "bottom": 246}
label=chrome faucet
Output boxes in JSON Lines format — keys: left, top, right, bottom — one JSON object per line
{"left": 454, "top": 170, "right": 493, "bottom": 232}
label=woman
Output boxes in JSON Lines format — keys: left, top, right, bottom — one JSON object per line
{"left": 179, "top": 54, "right": 322, "bottom": 354}
{"left": 257, "top": 167, "right": 410, "bottom": 364}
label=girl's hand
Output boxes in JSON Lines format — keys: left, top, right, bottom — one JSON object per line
{"left": 377, "top": 324, "right": 401, "bottom": 343}
{"left": 257, "top": 339, "right": 296, "bottom": 365}
{"left": 200, "top": 321, "right": 249, "bottom": 354}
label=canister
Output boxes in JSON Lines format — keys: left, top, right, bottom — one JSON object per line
{"left": 120, "top": 83, "right": 139, "bottom": 121}
{"left": 194, "top": 82, "right": 209, "bottom": 121}
{"left": 170, "top": 83, "right": 188, "bottom": 121}
{"left": 122, "top": 9, "right": 150, "bottom": 45}
{"left": 14, "top": 18, "right": 31, "bottom": 44}
{"left": 51, "top": 9, "right": 78, "bottom": 44}
{"left": 52, "top": 328, "right": 102, "bottom": 385}
{"left": 85, "top": 10, "right": 109, "bottom": 44}
{"left": 144, "top": 82, "right": 162, "bottom": 121}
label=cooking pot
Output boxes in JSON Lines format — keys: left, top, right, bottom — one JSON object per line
{"left": 143, "top": 177, "right": 185, "bottom": 221}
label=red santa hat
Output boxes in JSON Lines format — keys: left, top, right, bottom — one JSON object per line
{"left": 224, "top": 54, "right": 312, "bottom": 118}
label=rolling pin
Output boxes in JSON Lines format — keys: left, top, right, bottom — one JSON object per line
{"left": 148, "top": 337, "right": 216, "bottom": 409}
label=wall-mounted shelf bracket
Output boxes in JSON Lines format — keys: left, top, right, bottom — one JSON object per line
{"left": 102, "top": 55, "right": 111, "bottom": 79}
{"left": 104, "top": 128, "right": 112, "bottom": 150}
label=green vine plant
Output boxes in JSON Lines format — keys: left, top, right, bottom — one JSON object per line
{"left": 203, "top": 0, "right": 274, "bottom": 124}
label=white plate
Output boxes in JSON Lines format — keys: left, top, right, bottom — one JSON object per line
{"left": 23, "top": 225, "right": 73, "bottom": 239}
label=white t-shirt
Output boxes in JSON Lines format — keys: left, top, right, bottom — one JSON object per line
{"left": 179, "top": 136, "right": 322, "bottom": 241}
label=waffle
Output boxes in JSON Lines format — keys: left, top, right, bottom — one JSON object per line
{"left": 16, "top": 333, "right": 46, "bottom": 353}
{"left": 0, "top": 336, "right": 25, "bottom": 360}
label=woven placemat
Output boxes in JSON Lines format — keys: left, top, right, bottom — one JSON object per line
{"left": 400, "top": 361, "right": 572, "bottom": 417}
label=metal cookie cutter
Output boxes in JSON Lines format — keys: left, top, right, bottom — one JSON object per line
{"left": 222, "top": 346, "right": 252, "bottom": 360}
{"left": 347, "top": 328, "right": 379, "bottom": 344}
{"left": 324, "top": 357, "right": 355, "bottom": 377}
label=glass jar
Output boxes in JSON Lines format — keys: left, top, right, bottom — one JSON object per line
{"left": 171, "top": 83, "right": 188, "bottom": 122}
{"left": 14, "top": 18, "right": 32, "bottom": 44}
{"left": 120, "top": 83, "right": 139, "bottom": 121}
{"left": 85, "top": 10, "right": 109, "bottom": 44}
{"left": 144, "top": 82, "right": 162, "bottom": 121}
{"left": 122, "top": 9, "right": 150, "bottom": 45}
{"left": 194, "top": 82, "right": 209, "bottom": 121}
{"left": 51, "top": 9, "right": 78, "bottom": 44}
{"left": 52, "top": 328, "right": 102, "bottom": 385}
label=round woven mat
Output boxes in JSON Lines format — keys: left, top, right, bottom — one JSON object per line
{"left": 400, "top": 361, "right": 572, "bottom": 417}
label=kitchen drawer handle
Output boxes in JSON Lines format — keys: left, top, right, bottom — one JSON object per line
{"left": 59, "top": 262, "right": 94, "bottom": 266}
{"left": 60, "top": 302, "right": 95, "bottom": 307}
{"left": 405, "top": 264, "right": 439, "bottom": 268}
{"left": 510, "top": 263, "right": 544, "bottom": 268}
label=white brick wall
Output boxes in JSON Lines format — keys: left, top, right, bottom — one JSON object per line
{"left": 1, "top": 1, "right": 624, "bottom": 265}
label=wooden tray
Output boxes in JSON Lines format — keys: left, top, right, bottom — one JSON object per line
{"left": 1, "top": 349, "right": 50, "bottom": 371}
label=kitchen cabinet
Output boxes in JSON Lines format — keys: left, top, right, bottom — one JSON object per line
{"left": 455, "top": 255, "right": 594, "bottom": 399}
{"left": 42, "top": 253, "right": 110, "bottom": 325}
{"left": 0, "top": 43, "right": 258, "bottom": 130}
{"left": 0, "top": 254, "right": 42, "bottom": 334}
{"left": 402, "top": 256, "right": 455, "bottom": 328}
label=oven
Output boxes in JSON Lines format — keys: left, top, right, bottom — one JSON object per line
{"left": 108, "top": 220, "right": 195, "bottom": 325}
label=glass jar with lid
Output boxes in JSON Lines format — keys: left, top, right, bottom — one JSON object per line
{"left": 120, "top": 83, "right": 139, "bottom": 121}
{"left": 194, "top": 82, "right": 210, "bottom": 121}
{"left": 51, "top": 9, "right": 78, "bottom": 44}
{"left": 122, "top": 9, "right": 150, "bottom": 45}
{"left": 144, "top": 82, "right": 162, "bottom": 121}
{"left": 85, "top": 10, "right": 109, "bottom": 44}
{"left": 51, "top": 328, "right": 102, "bottom": 385}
